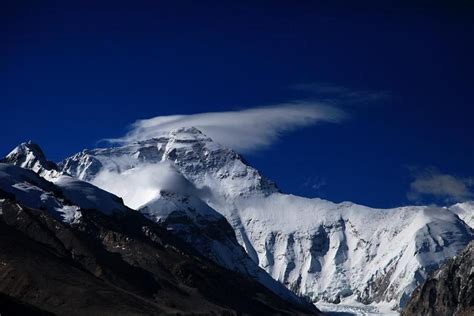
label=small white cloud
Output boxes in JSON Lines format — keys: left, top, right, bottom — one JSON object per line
{"left": 407, "top": 168, "right": 473, "bottom": 203}
{"left": 107, "top": 102, "right": 346, "bottom": 153}
{"left": 91, "top": 161, "right": 208, "bottom": 209}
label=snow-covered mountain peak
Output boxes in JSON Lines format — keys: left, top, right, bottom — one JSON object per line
{"left": 168, "top": 126, "right": 213, "bottom": 142}
{"left": 3, "top": 141, "right": 58, "bottom": 174}
{"left": 3, "top": 142, "right": 62, "bottom": 181}
{"left": 60, "top": 128, "right": 279, "bottom": 197}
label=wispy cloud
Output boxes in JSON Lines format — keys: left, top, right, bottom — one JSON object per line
{"left": 407, "top": 168, "right": 474, "bottom": 203}
{"left": 108, "top": 102, "right": 346, "bottom": 153}
{"left": 290, "top": 82, "right": 390, "bottom": 104}
{"left": 302, "top": 176, "right": 327, "bottom": 192}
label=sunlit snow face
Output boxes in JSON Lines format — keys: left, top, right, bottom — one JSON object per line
{"left": 91, "top": 161, "right": 200, "bottom": 209}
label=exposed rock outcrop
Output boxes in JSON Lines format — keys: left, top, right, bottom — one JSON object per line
{"left": 402, "top": 241, "right": 474, "bottom": 316}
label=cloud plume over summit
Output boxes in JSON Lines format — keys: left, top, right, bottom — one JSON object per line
{"left": 109, "top": 102, "right": 346, "bottom": 153}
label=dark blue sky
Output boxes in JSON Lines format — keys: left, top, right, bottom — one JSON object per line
{"left": 3, "top": 1, "right": 474, "bottom": 207}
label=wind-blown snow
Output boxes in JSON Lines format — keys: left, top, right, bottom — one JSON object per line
{"left": 107, "top": 103, "right": 346, "bottom": 153}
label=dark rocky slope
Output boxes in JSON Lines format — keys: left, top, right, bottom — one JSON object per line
{"left": 0, "top": 197, "right": 318, "bottom": 315}
{"left": 0, "top": 292, "right": 54, "bottom": 315}
{"left": 402, "top": 240, "right": 474, "bottom": 316}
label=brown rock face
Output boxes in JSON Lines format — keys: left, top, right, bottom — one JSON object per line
{"left": 402, "top": 241, "right": 474, "bottom": 316}
{"left": 0, "top": 199, "right": 319, "bottom": 315}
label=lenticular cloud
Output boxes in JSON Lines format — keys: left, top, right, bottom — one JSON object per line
{"left": 108, "top": 102, "right": 346, "bottom": 153}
